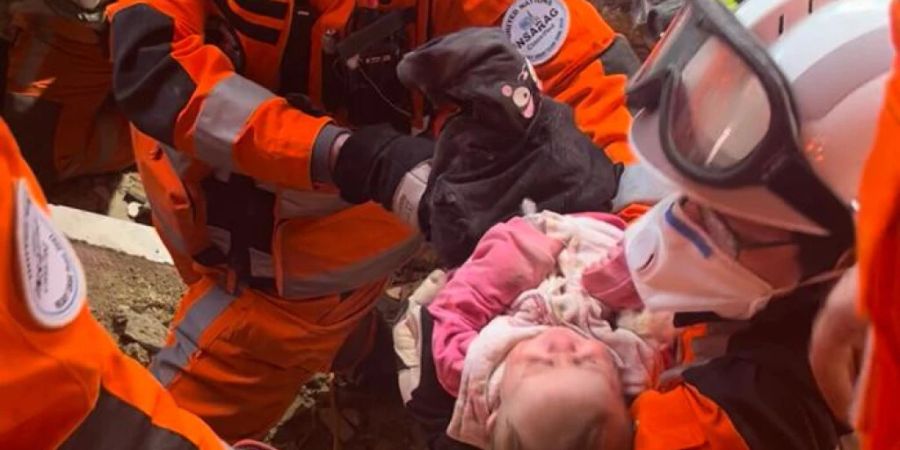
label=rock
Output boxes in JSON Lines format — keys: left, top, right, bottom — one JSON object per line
{"left": 122, "top": 342, "right": 151, "bottom": 366}
{"left": 122, "top": 308, "right": 168, "bottom": 352}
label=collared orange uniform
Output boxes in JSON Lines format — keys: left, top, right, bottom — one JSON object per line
{"left": 107, "top": 0, "right": 636, "bottom": 440}
{"left": 0, "top": 118, "right": 227, "bottom": 450}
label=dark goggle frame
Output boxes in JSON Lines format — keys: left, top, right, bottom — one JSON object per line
{"left": 626, "top": 0, "right": 853, "bottom": 240}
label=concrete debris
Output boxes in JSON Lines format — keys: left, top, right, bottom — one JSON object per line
{"left": 122, "top": 342, "right": 151, "bottom": 366}
{"left": 120, "top": 307, "right": 168, "bottom": 353}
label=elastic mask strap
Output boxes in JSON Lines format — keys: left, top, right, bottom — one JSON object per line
{"left": 771, "top": 266, "right": 848, "bottom": 298}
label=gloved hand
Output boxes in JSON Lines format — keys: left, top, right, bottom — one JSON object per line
{"left": 331, "top": 124, "right": 434, "bottom": 225}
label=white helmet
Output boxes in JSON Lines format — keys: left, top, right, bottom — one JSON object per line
{"left": 627, "top": 0, "right": 893, "bottom": 250}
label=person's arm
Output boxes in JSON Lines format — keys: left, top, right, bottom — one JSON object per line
{"left": 427, "top": 218, "right": 563, "bottom": 396}
{"left": 429, "top": 0, "right": 636, "bottom": 164}
{"left": 0, "top": 120, "right": 229, "bottom": 450}
{"left": 107, "top": 0, "right": 339, "bottom": 190}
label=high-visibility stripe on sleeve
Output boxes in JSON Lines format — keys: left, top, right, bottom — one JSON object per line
{"left": 194, "top": 74, "right": 275, "bottom": 173}
{"left": 58, "top": 386, "right": 220, "bottom": 450}
{"left": 151, "top": 284, "right": 237, "bottom": 386}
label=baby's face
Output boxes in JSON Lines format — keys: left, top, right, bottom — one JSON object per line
{"left": 502, "top": 327, "right": 618, "bottom": 383}
{"left": 495, "top": 327, "right": 632, "bottom": 449}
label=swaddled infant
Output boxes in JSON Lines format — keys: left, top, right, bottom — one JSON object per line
{"left": 395, "top": 210, "right": 674, "bottom": 450}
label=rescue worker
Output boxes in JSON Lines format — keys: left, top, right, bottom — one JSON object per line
{"left": 106, "top": 0, "right": 640, "bottom": 440}
{"left": 3, "top": 0, "right": 134, "bottom": 185}
{"left": 812, "top": 0, "right": 900, "bottom": 447}
{"left": 0, "top": 116, "right": 277, "bottom": 450}
{"left": 622, "top": 0, "right": 891, "bottom": 447}
{"left": 390, "top": 1, "right": 890, "bottom": 448}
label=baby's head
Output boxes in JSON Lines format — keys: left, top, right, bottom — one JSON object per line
{"left": 489, "top": 327, "right": 633, "bottom": 450}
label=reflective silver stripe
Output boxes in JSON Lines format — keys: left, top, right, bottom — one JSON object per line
{"left": 391, "top": 161, "right": 430, "bottom": 231}
{"left": 13, "top": 23, "right": 52, "bottom": 87}
{"left": 282, "top": 235, "right": 423, "bottom": 299}
{"left": 150, "top": 283, "right": 237, "bottom": 386}
{"left": 277, "top": 188, "right": 352, "bottom": 218}
{"left": 207, "top": 225, "right": 232, "bottom": 255}
{"left": 160, "top": 144, "right": 193, "bottom": 178}
{"left": 249, "top": 248, "right": 275, "bottom": 278}
{"left": 310, "top": 124, "right": 349, "bottom": 184}
{"left": 194, "top": 74, "right": 275, "bottom": 172}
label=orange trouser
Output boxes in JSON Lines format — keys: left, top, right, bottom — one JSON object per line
{"left": 0, "top": 118, "right": 225, "bottom": 449}
{"left": 150, "top": 275, "right": 385, "bottom": 441}
{"left": 5, "top": 12, "right": 133, "bottom": 184}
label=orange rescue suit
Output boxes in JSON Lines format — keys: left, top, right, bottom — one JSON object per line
{"left": 5, "top": 10, "right": 134, "bottom": 184}
{"left": 855, "top": 1, "right": 900, "bottom": 448}
{"left": 106, "top": 0, "right": 634, "bottom": 440}
{"left": 0, "top": 119, "right": 226, "bottom": 450}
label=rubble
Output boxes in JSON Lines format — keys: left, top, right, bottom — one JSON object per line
{"left": 119, "top": 306, "right": 168, "bottom": 353}
{"left": 122, "top": 342, "right": 152, "bottom": 366}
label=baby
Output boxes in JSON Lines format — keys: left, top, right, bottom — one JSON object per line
{"left": 395, "top": 210, "right": 672, "bottom": 449}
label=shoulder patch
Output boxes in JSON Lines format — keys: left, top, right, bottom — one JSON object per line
{"left": 15, "top": 179, "right": 86, "bottom": 328}
{"left": 502, "top": 0, "right": 570, "bottom": 66}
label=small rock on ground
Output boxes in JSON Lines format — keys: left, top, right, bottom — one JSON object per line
{"left": 120, "top": 307, "right": 168, "bottom": 353}
{"left": 122, "top": 342, "right": 152, "bottom": 366}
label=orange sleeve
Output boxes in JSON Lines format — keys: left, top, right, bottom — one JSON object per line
{"left": 854, "top": 1, "right": 900, "bottom": 447}
{"left": 429, "top": 0, "right": 634, "bottom": 164}
{"left": 631, "top": 385, "right": 750, "bottom": 450}
{"left": 107, "top": 0, "right": 333, "bottom": 190}
{"left": 0, "top": 119, "right": 226, "bottom": 449}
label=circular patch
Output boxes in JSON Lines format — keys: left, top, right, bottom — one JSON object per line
{"left": 15, "top": 179, "right": 86, "bottom": 328}
{"left": 502, "top": 0, "right": 570, "bottom": 66}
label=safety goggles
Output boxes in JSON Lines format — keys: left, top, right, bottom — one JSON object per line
{"left": 626, "top": 0, "right": 852, "bottom": 238}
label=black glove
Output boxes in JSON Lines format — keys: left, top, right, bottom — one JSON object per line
{"left": 332, "top": 124, "right": 434, "bottom": 212}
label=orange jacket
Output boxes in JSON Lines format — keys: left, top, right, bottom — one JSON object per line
{"left": 632, "top": 292, "right": 845, "bottom": 450}
{"left": 855, "top": 1, "right": 900, "bottom": 448}
{"left": 107, "top": 0, "right": 634, "bottom": 297}
{"left": 0, "top": 119, "right": 227, "bottom": 450}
